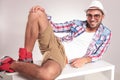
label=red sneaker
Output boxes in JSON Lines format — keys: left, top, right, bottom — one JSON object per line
{"left": 26, "top": 52, "right": 33, "bottom": 63}
{"left": 18, "top": 48, "right": 27, "bottom": 62}
{"left": 0, "top": 56, "right": 14, "bottom": 73}
{"left": 18, "top": 48, "right": 33, "bottom": 63}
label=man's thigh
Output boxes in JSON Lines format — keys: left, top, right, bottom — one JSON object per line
{"left": 38, "top": 24, "right": 66, "bottom": 69}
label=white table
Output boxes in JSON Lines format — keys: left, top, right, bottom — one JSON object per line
{"left": 56, "top": 60, "right": 115, "bottom": 80}
{"left": 5, "top": 60, "right": 115, "bottom": 80}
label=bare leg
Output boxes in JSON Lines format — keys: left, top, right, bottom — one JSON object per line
{"left": 24, "top": 9, "right": 48, "bottom": 52}
{"left": 11, "top": 60, "right": 61, "bottom": 80}
{"left": 24, "top": 13, "right": 39, "bottom": 52}
{"left": 10, "top": 9, "right": 62, "bottom": 80}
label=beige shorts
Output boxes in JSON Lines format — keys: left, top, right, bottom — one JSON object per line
{"left": 38, "top": 24, "right": 66, "bottom": 69}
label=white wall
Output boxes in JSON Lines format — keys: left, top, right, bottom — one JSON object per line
{"left": 0, "top": 0, "right": 120, "bottom": 80}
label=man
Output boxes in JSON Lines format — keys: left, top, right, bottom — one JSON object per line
{"left": 0, "top": 0, "right": 111, "bottom": 80}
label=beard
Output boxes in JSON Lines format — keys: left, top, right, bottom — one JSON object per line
{"left": 87, "top": 21, "right": 101, "bottom": 29}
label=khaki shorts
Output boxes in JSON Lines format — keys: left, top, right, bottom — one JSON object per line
{"left": 38, "top": 24, "right": 66, "bottom": 69}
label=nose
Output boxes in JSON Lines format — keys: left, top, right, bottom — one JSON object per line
{"left": 91, "top": 16, "right": 95, "bottom": 21}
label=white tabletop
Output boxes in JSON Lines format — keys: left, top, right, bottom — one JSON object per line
{"left": 56, "top": 60, "right": 115, "bottom": 79}
{"left": 5, "top": 60, "right": 115, "bottom": 80}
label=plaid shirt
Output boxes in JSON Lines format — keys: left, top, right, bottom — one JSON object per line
{"left": 49, "top": 19, "right": 111, "bottom": 61}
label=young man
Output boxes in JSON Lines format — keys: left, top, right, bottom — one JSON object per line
{"left": 0, "top": 0, "right": 111, "bottom": 80}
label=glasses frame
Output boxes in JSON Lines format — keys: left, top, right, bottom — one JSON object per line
{"left": 86, "top": 14, "right": 102, "bottom": 19}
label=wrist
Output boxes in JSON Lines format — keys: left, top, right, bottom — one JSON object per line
{"left": 84, "top": 56, "right": 92, "bottom": 63}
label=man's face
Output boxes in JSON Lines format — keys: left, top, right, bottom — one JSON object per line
{"left": 86, "top": 9, "right": 104, "bottom": 29}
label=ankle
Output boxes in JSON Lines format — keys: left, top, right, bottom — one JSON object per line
{"left": 18, "top": 48, "right": 33, "bottom": 63}
{"left": 9, "top": 60, "right": 16, "bottom": 70}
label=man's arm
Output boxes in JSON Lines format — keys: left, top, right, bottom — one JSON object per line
{"left": 70, "top": 29, "right": 111, "bottom": 68}
{"left": 70, "top": 56, "right": 92, "bottom": 68}
{"left": 87, "top": 32, "right": 111, "bottom": 62}
{"left": 30, "top": 5, "right": 73, "bottom": 33}
{"left": 49, "top": 20, "right": 74, "bottom": 33}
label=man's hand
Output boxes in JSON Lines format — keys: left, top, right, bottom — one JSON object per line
{"left": 69, "top": 56, "right": 92, "bottom": 68}
{"left": 28, "top": 5, "right": 46, "bottom": 22}
{"left": 29, "top": 5, "right": 45, "bottom": 13}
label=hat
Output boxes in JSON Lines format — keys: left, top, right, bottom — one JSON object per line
{"left": 86, "top": 0, "right": 105, "bottom": 14}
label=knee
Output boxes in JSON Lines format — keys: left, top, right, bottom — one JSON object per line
{"left": 36, "top": 67, "right": 61, "bottom": 80}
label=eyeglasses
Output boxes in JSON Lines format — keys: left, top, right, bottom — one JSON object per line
{"left": 86, "top": 14, "right": 101, "bottom": 19}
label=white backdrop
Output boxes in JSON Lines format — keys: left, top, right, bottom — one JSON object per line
{"left": 0, "top": 0, "right": 120, "bottom": 80}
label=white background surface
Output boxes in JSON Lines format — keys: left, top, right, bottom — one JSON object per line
{"left": 0, "top": 0, "right": 120, "bottom": 80}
